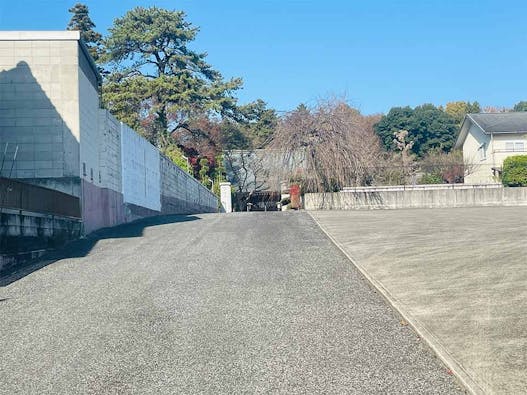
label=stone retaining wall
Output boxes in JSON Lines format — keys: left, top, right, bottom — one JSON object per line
{"left": 0, "top": 208, "right": 81, "bottom": 274}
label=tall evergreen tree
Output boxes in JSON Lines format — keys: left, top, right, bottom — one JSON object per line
{"left": 220, "top": 100, "right": 278, "bottom": 150}
{"left": 102, "top": 7, "right": 242, "bottom": 148}
{"left": 374, "top": 104, "right": 458, "bottom": 157}
{"left": 67, "top": 3, "right": 103, "bottom": 61}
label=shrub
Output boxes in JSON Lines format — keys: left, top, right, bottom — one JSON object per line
{"left": 419, "top": 172, "right": 444, "bottom": 184}
{"left": 502, "top": 155, "right": 527, "bottom": 187}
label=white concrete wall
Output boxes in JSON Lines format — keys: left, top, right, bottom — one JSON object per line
{"left": 220, "top": 182, "right": 232, "bottom": 213}
{"left": 120, "top": 123, "right": 161, "bottom": 211}
{"left": 98, "top": 110, "right": 121, "bottom": 193}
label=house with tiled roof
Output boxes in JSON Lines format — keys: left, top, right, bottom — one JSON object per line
{"left": 455, "top": 112, "right": 527, "bottom": 183}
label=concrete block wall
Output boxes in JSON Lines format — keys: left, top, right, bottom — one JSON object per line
{"left": 160, "top": 154, "right": 218, "bottom": 214}
{"left": 0, "top": 35, "right": 81, "bottom": 182}
{"left": 0, "top": 32, "right": 220, "bottom": 239}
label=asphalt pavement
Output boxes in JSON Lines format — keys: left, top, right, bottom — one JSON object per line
{"left": 0, "top": 212, "right": 463, "bottom": 394}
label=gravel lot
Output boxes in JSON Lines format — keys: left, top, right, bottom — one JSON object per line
{"left": 0, "top": 212, "right": 463, "bottom": 394}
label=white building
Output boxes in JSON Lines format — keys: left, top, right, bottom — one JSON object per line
{"left": 455, "top": 113, "right": 527, "bottom": 184}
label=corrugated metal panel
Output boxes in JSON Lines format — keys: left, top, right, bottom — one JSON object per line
{"left": 0, "top": 177, "right": 80, "bottom": 218}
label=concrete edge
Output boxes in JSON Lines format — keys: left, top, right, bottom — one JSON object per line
{"left": 306, "top": 211, "right": 485, "bottom": 395}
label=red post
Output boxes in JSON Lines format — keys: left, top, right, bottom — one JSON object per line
{"left": 290, "top": 184, "right": 301, "bottom": 209}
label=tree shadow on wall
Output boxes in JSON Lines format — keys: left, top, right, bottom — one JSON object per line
{"left": 0, "top": 214, "right": 201, "bottom": 286}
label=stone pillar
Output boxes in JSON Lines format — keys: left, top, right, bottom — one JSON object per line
{"left": 220, "top": 182, "right": 232, "bottom": 213}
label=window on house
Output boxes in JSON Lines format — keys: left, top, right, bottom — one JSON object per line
{"left": 99, "top": 171, "right": 102, "bottom": 183}
{"left": 82, "top": 162, "right": 86, "bottom": 176}
{"left": 478, "top": 143, "right": 486, "bottom": 160}
{"left": 505, "top": 141, "right": 525, "bottom": 152}
{"left": 90, "top": 168, "right": 94, "bottom": 181}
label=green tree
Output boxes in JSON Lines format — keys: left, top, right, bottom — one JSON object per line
{"left": 445, "top": 101, "right": 481, "bottom": 124}
{"left": 211, "top": 154, "right": 226, "bottom": 196}
{"left": 199, "top": 157, "right": 211, "bottom": 188}
{"left": 101, "top": 7, "right": 242, "bottom": 148}
{"left": 236, "top": 99, "right": 278, "bottom": 148}
{"left": 410, "top": 104, "right": 459, "bottom": 156}
{"left": 513, "top": 101, "right": 527, "bottom": 112}
{"left": 374, "top": 106, "right": 414, "bottom": 151}
{"left": 374, "top": 104, "right": 458, "bottom": 157}
{"left": 67, "top": 3, "right": 103, "bottom": 61}
{"left": 161, "top": 143, "right": 191, "bottom": 174}
{"left": 219, "top": 100, "right": 278, "bottom": 150}
{"left": 502, "top": 155, "right": 527, "bottom": 186}
{"left": 220, "top": 120, "right": 251, "bottom": 150}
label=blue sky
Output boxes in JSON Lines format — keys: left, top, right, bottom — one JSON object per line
{"left": 1, "top": 0, "right": 526, "bottom": 114}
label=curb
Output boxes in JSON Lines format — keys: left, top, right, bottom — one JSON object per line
{"left": 307, "top": 211, "right": 485, "bottom": 395}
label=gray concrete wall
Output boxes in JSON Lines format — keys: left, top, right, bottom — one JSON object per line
{"left": 78, "top": 50, "right": 102, "bottom": 190}
{"left": 160, "top": 154, "right": 218, "bottom": 214}
{"left": 0, "top": 34, "right": 81, "bottom": 181}
{"left": 305, "top": 186, "right": 527, "bottom": 210}
{"left": 0, "top": 32, "right": 219, "bottom": 239}
{"left": 0, "top": 32, "right": 87, "bottom": 201}
{"left": 0, "top": 208, "right": 81, "bottom": 273}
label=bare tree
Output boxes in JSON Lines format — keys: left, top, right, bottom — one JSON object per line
{"left": 419, "top": 149, "right": 480, "bottom": 184}
{"left": 269, "top": 100, "right": 383, "bottom": 192}
{"left": 393, "top": 129, "right": 417, "bottom": 183}
{"left": 482, "top": 106, "right": 510, "bottom": 113}
{"left": 223, "top": 150, "right": 270, "bottom": 210}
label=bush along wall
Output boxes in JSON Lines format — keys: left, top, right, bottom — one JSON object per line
{"left": 502, "top": 155, "right": 527, "bottom": 187}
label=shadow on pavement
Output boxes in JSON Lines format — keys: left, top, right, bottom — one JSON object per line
{"left": 0, "top": 214, "right": 200, "bottom": 286}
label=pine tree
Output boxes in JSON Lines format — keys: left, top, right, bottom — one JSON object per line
{"left": 67, "top": 3, "right": 103, "bottom": 61}
{"left": 102, "top": 7, "right": 242, "bottom": 148}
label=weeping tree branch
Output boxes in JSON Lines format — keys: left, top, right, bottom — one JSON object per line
{"left": 269, "top": 100, "right": 384, "bottom": 192}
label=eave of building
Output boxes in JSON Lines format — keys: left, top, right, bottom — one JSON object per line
{"left": 454, "top": 115, "right": 481, "bottom": 149}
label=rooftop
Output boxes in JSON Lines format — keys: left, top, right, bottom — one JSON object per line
{"left": 468, "top": 112, "right": 527, "bottom": 134}
{"left": 0, "top": 31, "right": 81, "bottom": 41}
{"left": 0, "top": 30, "right": 100, "bottom": 84}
